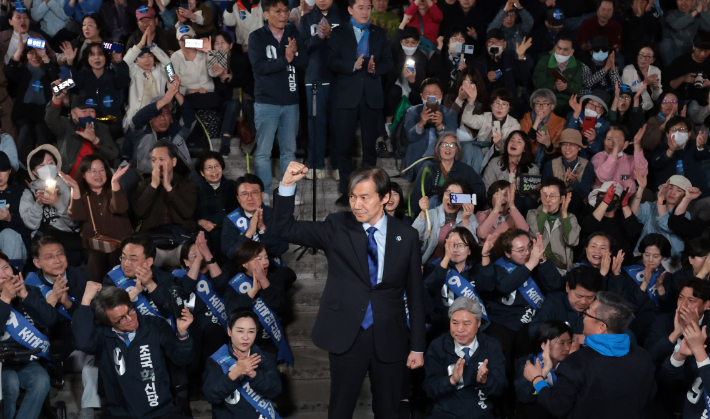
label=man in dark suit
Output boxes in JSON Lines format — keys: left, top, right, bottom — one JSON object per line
{"left": 273, "top": 161, "right": 426, "bottom": 418}
{"left": 327, "top": 0, "right": 393, "bottom": 207}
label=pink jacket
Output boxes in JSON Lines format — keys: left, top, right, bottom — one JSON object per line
{"left": 404, "top": 2, "right": 442, "bottom": 43}
{"left": 591, "top": 150, "right": 648, "bottom": 194}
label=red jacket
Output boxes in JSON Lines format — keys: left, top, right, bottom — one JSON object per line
{"left": 577, "top": 17, "right": 622, "bottom": 51}
{"left": 404, "top": 2, "right": 443, "bottom": 43}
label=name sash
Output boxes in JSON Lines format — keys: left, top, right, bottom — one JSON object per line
{"left": 4, "top": 307, "right": 50, "bottom": 359}
{"left": 534, "top": 352, "right": 557, "bottom": 385}
{"left": 494, "top": 258, "right": 545, "bottom": 309}
{"left": 622, "top": 265, "right": 664, "bottom": 306}
{"left": 172, "top": 270, "right": 228, "bottom": 329}
{"left": 24, "top": 272, "right": 75, "bottom": 320}
{"left": 228, "top": 274, "right": 294, "bottom": 367}
{"left": 107, "top": 266, "right": 174, "bottom": 328}
{"left": 227, "top": 208, "right": 260, "bottom": 243}
{"left": 210, "top": 344, "right": 282, "bottom": 419}
{"left": 445, "top": 270, "right": 489, "bottom": 322}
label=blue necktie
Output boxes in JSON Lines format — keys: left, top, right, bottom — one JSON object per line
{"left": 463, "top": 347, "right": 471, "bottom": 365}
{"left": 118, "top": 332, "right": 131, "bottom": 347}
{"left": 361, "top": 226, "right": 378, "bottom": 329}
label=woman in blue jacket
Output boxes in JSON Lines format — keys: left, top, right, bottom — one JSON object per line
{"left": 203, "top": 308, "right": 282, "bottom": 419}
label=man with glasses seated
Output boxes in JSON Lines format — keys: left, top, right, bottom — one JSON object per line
{"left": 523, "top": 291, "right": 656, "bottom": 418}
{"left": 73, "top": 282, "right": 195, "bottom": 419}
{"left": 29, "top": 236, "right": 100, "bottom": 419}
{"left": 221, "top": 174, "right": 289, "bottom": 264}
{"left": 102, "top": 236, "right": 176, "bottom": 319}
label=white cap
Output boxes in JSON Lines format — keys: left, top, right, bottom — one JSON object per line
{"left": 588, "top": 181, "right": 623, "bottom": 207}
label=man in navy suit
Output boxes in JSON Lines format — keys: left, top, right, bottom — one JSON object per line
{"left": 327, "top": 0, "right": 393, "bottom": 207}
{"left": 273, "top": 161, "right": 426, "bottom": 418}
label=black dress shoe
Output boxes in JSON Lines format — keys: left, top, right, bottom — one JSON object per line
{"left": 335, "top": 194, "right": 349, "bottom": 207}
{"left": 376, "top": 140, "right": 392, "bottom": 158}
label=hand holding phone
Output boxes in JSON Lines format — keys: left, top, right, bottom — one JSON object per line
{"left": 184, "top": 39, "right": 203, "bottom": 48}
{"left": 27, "top": 37, "right": 45, "bottom": 49}
{"left": 450, "top": 193, "right": 476, "bottom": 205}
{"left": 165, "top": 63, "right": 176, "bottom": 83}
{"left": 52, "top": 79, "right": 75, "bottom": 96}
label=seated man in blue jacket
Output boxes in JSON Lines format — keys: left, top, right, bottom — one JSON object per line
{"left": 424, "top": 296, "right": 507, "bottom": 418}
{"left": 73, "top": 282, "right": 194, "bottom": 419}
{"left": 221, "top": 174, "right": 288, "bottom": 263}
{"left": 528, "top": 265, "right": 603, "bottom": 346}
{"left": 524, "top": 291, "right": 656, "bottom": 418}
{"left": 401, "top": 77, "right": 458, "bottom": 179}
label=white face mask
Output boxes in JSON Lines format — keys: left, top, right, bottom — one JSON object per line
{"left": 37, "top": 164, "right": 57, "bottom": 181}
{"left": 554, "top": 53, "right": 570, "bottom": 63}
{"left": 448, "top": 41, "right": 462, "bottom": 54}
{"left": 402, "top": 45, "right": 417, "bottom": 56}
{"left": 673, "top": 132, "right": 689, "bottom": 147}
{"left": 584, "top": 108, "right": 599, "bottom": 118}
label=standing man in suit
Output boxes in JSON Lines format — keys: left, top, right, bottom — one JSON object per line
{"left": 328, "top": 0, "right": 393, "bottom": 207}
{"left": 273, "top": 161, "right": 426, "bottom": 418}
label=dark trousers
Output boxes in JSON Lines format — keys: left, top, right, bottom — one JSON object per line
{"left": 328, "top": 326, "right": 404, "bottom": 419}
{"left": 336, "top": 97, "right": 380, "bottom": 194}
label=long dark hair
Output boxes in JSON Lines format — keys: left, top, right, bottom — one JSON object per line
{"left": 445, "top": 226, "right": 481, "bottom": 266}
{"left": 682, "top": 237, "right": 710, "bottom": 270}
{"left": 498, "top": 130, "right": 535, "bottom": 173}
{"left": 452, "top": 66, "right": 488, "bottom": 111}
{"left": 390, "top": 182, "right": 408, "bottom": 220}
{"left": 76, "top": 154, "right": 112, "bottom": 196}
{"left": 81, "top": 42, "right": 110, "bottom": 70}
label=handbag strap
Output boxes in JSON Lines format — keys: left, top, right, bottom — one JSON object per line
{"left": 417, "top": 11, "right": 425, "bottom": 37}
{"left": 86, "top": 195, "right": 98, "bottom": 236}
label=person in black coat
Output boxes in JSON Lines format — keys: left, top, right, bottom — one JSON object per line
{"left": 427, "top": 26, "right": 475, "bottom": 94}
{"left": 657, "top": 238, "right": 710, "bottom": 313}
{"left": 438, "top": 0, "right": 487, "bottom": 58}
{"left": 472, "top": 28, "right": 534, "bottom": 117}
{"left": 478, "top": 228, "right": 564, "bottom": 374}
{"left": 274, "top": 163, "right": 426, "bottom": 418}
{"left": 222, "top": 240, "right": 296, "bottom": 360}
{"left": 384, "top": 26, "right": 428, "bottom": 122}
{"left": 424, "top": 227, "right": 491, "bottom": 338}
{"left": 528, "top": 265, "right": 603, "bottom": 343}
{"left": 203, "top": 309, "right": 282, "bottom": 419}
{"left": 327, "top": 0, "right": 394, "bottom": 204}
{"left": 424, "top": 297, "right": 507, "bottom": 419}
{"left": 221, "top": 174, "right": 289, "bottom": 261}
{"left": 523, "top": 291, "right": 657, "bottom": 419}
{"left": 515, "top": 320, "right": 574, "bottom": 419}
{"left": 528, "top": 10, "right": 566, "bottom": 61}
{"left": 0, "top": 252, "right": 55, "bottom": 419}
{"left": 73, "top": 283, "right": 194, "bottom": 419}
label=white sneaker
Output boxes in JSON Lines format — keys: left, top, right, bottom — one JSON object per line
{"left": 385, "top": 122, "right": 392, "bottom": 133}
{"left": 332, "top": 169, "right": 340, "bottom": 181}
{"left": 295, "top": 194, "right": 303, "bottom": 206}
{"left": 316, "top": 169, "right": 327, "bottom": 179}
{"left": 305, "top": 169, "right": 314, "bottom": 180}
{"left": 263, "top": 194, "right": 271, "bottom": 207}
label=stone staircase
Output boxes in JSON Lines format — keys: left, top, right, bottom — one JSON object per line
{"left": 53, "top": 137, "right": 411, "bottom": 418}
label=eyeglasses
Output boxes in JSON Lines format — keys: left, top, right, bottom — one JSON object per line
{"left": 491, "top": 101, "right": 510, "bottom": 109}
{"left": 671, "top": 127, "right": 688, "bottom": 132}
{"left": 440, "top": 143, "right": 457, "bottom": 148}
{"left": 533, "top": 102, "right": 551, "bottom": 108}
{"left": 119, "top": 255, "right": 145, "bottom": 265}
{"left": 114, "top": 307, "right": 136, "bottom": 325}
{"left": 587, "top": 103, "right": 604, "bottom": 112}
{"left": 542, "top": 193, "right": 560, "bottom": 200}
{"left": 451, "top": 243, "right": 468, "bottom": 250}
{"left": 582, "top": 307, "right": 607, "bottom": 327}
{"left": 203, "top": 164, "right": 221, "bottom": 172}
{"left": 41, "top": 252, "right": 66, "bottom": 262}
{"left": 238, "top": 191, "right": 261, "bottom": 199}
{"left": 662, "top": 100, "right": 677, "bottom": 104}
{"left": 638, "top": 53, "right": 653, "bottom": 60}
{"left": 618, "top": 97, "right": 631, "bottom": 101}
{"left": 592, "top": 48, "right": 609, "bottom": 53}
{"left": 511, "top": 244, "right": 533, "bottom": 255}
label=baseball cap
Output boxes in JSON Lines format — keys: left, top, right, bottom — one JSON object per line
{"left": 177, "top": 25, "right": 196, "bottom": 40}
{"left": 546, "top": 9, "right": 564, "bottom": 25}
{"left": 71, "top": 93, "right": 96, "bottom": 110}
{"left": 136, "top": 5, "right": 156, "bottom": 20}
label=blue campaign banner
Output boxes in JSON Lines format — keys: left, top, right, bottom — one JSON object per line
{"left": 210, "top": 344, "right": 282, "bottom": 419}
{"left": 445, "top": 270, "right": 489, "bottom": 322}
{"left": 172, "top": 270, "right": 228, "bottom": 328}
{"left": 228, "top": 274, "right": 294, "bottom": 367}
{"left": 4, "top": 308, "right": 50, "bottom": 359}
{"left": 227, "top": 208, "right": 260, "bottom": 243}
{"left": 622, "top": 265, "right": 664, "bottom": 306}
{"left": 107, "top": 266, "right": 175, "bottom": 328}
{"left": 494, "top": 258, "right": 545, "bottom": 310}
{"left": 534, "top": 352, "right": 557, "bottom": 385}
{"left": 24, "top": 272, "right": 74, "bottom": 319}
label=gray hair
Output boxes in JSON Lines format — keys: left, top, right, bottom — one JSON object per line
{"left": 346, "top": 166, "right": 392, "bottom": 200}
{"left": 148, "top": 95, "right": 174, "bottom": 113}
{"left": 91, "top": 286, "right": 133, "bottom": 327}
{"left": 448, "top": 297, "right": 482, "bottom": 323}
{"left": 530, "top": 88, "right": 558, "bottom": 109}
{"left": 594, "top": 291, "right": 634, "bottom": 334}
{"left": 434, "top": 131, "right": 463, "bottom": 161}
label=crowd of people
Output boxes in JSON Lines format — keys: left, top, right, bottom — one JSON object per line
{"left": 0, "top": 0, "right": 709, "bottom": 416}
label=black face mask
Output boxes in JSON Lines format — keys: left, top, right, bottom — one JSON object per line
{"left": 489, "top": 46, "right": 500, "bottom": 56}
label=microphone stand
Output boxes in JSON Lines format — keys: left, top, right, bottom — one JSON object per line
{"left": 296, "top": 83, "right": 320, "bottom": 260}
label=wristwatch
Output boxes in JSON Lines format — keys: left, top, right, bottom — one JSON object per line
{"left": 258, "top": 229, "right": 266, "bottom": 235}
{"left": 205, "top": 259, "right": 216, "bottom": 265}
